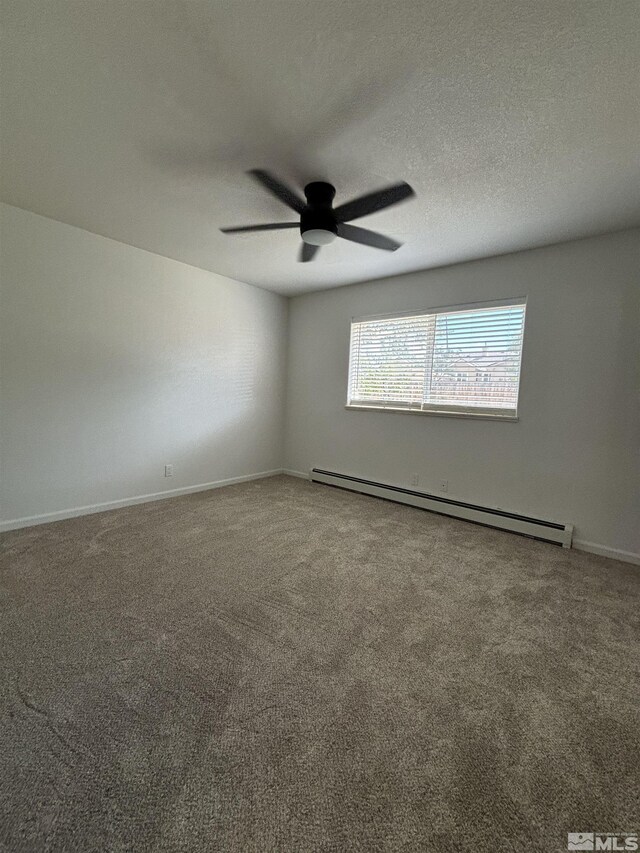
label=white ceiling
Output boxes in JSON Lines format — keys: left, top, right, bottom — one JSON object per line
{"left": 1, "top": 1, "right": 639, "bottom": 296}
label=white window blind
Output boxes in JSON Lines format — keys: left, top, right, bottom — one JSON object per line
{"left": 347, "top": 299, "right": 526, "bottom": 418}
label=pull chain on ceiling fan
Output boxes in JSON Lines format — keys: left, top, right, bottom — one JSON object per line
{"left": 221, "top": 170, "right": 415, "bottom": 262}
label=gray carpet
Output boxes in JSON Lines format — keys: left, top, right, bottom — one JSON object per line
{"left": 1, "top": 474, "right": 638, "bottom": 852}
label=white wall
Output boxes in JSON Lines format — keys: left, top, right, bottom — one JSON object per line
{"left": 0, "top": 203, "right": 287, "bottom": 527}
{"left": 284, "top": 229, "right": 640, "bottom": 561}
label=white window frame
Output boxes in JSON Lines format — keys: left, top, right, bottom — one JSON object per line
{"left": 346, "top": 297, "right": 526, "bottom": 421}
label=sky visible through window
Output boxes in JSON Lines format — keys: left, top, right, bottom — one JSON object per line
{"left": 434, "top": 307, "right": 523, "bottom": 354}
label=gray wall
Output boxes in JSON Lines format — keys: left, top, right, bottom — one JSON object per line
{"left": 1, "top": 204, "right": 287, "bottom": 526}
{"left": 284, "top": 229, "right": 640, "bottom": 560}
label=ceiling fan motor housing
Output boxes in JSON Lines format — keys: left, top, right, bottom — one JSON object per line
{"left": 301, "top": 182, "right": 338, "bottom": 243}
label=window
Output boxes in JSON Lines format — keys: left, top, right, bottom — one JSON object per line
{"left": 347, "top": 299, "right": 526, "bottom": 419}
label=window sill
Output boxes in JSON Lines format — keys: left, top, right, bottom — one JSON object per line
{"left": 345, "top": 405, "right": 519, "bottom": 422}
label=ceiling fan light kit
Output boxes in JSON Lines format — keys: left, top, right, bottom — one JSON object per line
{"left": 221, "top": 170, "right": 415, "bottom": 262}
{"left": 302, "top": 228, "right": 337, "bottom": 246}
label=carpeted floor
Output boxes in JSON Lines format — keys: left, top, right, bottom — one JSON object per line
{"left": 1, "top": 475, "right": 638, "bottom": 852}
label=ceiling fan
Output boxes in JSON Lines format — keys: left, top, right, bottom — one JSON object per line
{"left": 221, "top": 170, "right": 415, "bottom": 262}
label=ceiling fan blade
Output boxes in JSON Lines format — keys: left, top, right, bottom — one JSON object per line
{"left": 249, "top": 169, "right": 306, "bottom": 214}
{"left": 334, "top": 181, "right": 415, "bottom": 222}
{"left": 337, "top": 223, "right": 402, "bottom": 251}
{"left": 299, "top": 242, "right": 319, "bottom": 262}
{"left": 220, "top": 222, "right": 299, "bottom": 233}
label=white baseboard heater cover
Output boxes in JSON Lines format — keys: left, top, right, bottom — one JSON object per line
{"left": 310, "top": 469, "right": 573, "bottom": 548}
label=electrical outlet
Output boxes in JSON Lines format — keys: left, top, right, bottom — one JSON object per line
{"left": 164, "top": 464, "right": 174, "bottom": 478}
{"left": 440, "top": 479, "right": 448, "bottom": 492}
{"left": 411, "top": 473, "right": 419, "bottom": 487}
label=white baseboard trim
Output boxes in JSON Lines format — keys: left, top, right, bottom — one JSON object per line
{"left": 0, "top": 469, "right": 283, "bottom": 533}
{"left": 4, "top": 473, "right": 637, "bottom": 569}
{"left": 573, "top": 539, "right": 640, "bottom": 566}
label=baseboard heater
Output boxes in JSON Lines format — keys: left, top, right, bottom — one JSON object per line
{"left": 310, "top": 468, "right": 573, "bottom": 548}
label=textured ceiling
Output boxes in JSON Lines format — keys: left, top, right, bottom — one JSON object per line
{"left": 1, "top": 1, "right": 639, "bottom": 295}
